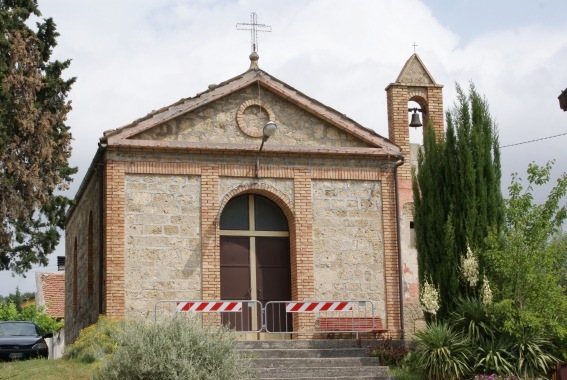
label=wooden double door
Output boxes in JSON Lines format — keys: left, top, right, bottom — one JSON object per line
{"left": 219, "top": 194, "right": 292, "bottom": 334}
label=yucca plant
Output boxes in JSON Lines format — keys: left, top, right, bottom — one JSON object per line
{"left": 449, "top": 297, "right": 495, "bottom": 344}
{"left": 512, "top": 331, "right": 558, "bottom": 378}
{"left": 474, "top": 335, "right": 515, "bottom": 376}
{"left": 412, "top": 322, "right": 472, "bottom": 379}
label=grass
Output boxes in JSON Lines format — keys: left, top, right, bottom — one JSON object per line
{"left": 388, "top": 367, "right": 421, "bottom": 380}
{"left": 0, "top": 359, "right": 96, "bottom": 379}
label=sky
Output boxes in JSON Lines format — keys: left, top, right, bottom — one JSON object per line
{"left": 1, "top": 0, "right": 566, "bottom": 296}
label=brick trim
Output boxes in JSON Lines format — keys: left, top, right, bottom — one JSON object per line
{"left": 104, "top": 161, "right": 126, "bottom": 318}
{"left": 124, "top": 161, "right": 383, "bottom": 181}
{"left": 217, "top": 183, "right": 295, "bottom": 224}
{"left": 235, "top": 99, "right": 276, "bottom": 138}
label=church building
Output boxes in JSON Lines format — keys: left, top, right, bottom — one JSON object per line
{"left": 65, "top": 52, "right": 443, "bottom": 344}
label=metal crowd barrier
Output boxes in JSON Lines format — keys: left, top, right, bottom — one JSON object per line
{"left": 153, "top": 299, "right": 263, "bottom": 333}
{"left": 264, "top": 300, "right": 377, "bottom": 336}
{"left": 154, "top": 299, "right": 378, "bottom": 337}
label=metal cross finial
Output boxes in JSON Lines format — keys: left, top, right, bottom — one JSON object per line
{"left": 413, "top": 42, "right": 418, "bottom": 53}
{"left": 237, "top": 12, "right": 272, "bottom": 53}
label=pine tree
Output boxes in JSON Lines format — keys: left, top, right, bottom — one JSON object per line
{"left": 413, "top": 83, "right": 503, "bottom": 319}
{"left": 0, "top": 0, "right": 76, "bottom": 274}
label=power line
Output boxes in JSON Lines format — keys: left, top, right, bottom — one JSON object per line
{"left": 500, "top": 132, "right": 567, "bottom": 148}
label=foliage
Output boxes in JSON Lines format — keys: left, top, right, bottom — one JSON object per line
{"left": 448, "top": 297, "right": 494, "bottom": 344}
{"left": 550, "top": 231, "right": 567, "bottom": 292}
{"left": 474, "top": 336, "right": 515, "bottom": 376}
{"left": 409, "top": 297, "right": 559, "bottom": 378}
{"left": 368, "top": 336, "right": 409, "bottom": 366}
{"left": 413, "top": 83, "right": 503, "bottom": 319}
{"left": 0, "top": 0, "right": 77, "bottom": 275}
{"left": 512, "top": 331, "right": 558, "bottom": 378}
{"left": 92, "top": 315, "right": 254, "bottom": 380}
{"left": 0, "top": 287, "right": 35, "bottom": 308}
{"left": 64, "top": 316, "right": 122, "bottom": 363}
{"left": 483, "top": 161, "right": 567, "bottom": 342}
{"left": 0, "top": 299, "right": 62, "bottom": 334}
{"left": 411, "top": 322, "right": 472, "bottom": 379}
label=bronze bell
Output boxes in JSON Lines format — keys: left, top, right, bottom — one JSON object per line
{"left": 409, "top": 109, "right": 423, "bottom": 128}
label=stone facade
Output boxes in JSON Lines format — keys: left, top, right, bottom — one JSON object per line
{"left": 312, "top": 180, "right": 386, "bottom": 319}
{"left": 65, "top": 171, "right": 103, "bottom": 343}
{"left": 124, "top": 174, "right": 201, "bottom": 319}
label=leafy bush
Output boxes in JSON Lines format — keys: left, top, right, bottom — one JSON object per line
{"left": 411, "top": 322, "right": 472, "bottom": 380}
{"left": 93, "top": 315, "right": 254, "bottom": 380}
{"left": 449, "top": 297, "right": 495, "bottom": 344}
{"left": 512, "top": 331, "right": 558, "bottom": 378}
{"left": 0, "top": 300, "right": 63, "bottom": 334}
{"left": 64, "top": 316, "right": 122, "bottom": 363}
{"left": 474, "top": 336, "right": 514, "bottom": 376}
{"left": 369, "top": 336, "right": 409, "bottom": 366}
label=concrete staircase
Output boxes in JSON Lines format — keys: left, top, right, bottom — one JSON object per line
{"left": 236, "top": 339, "right": 391, "bottom": 380}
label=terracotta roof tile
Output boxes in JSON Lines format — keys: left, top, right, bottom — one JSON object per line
{"left": 39, "top": 273, "right": 65, "bottom": 319}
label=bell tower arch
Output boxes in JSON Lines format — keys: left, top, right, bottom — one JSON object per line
{"left": 386, "top": 53, "right": 444, "bottom": 187}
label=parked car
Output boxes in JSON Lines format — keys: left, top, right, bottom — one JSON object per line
{"left": 0, "top": 321, "right": 52, "bottom": 360}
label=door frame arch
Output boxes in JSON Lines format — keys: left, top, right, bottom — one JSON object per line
{"left": 216, "top": 184, "right": 298, "bottom": 301}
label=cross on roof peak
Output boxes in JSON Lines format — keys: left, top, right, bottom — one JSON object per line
{"left": 237, "top": 12, "right": 272, "bottom": 53}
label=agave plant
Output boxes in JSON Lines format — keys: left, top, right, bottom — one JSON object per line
{"left": 412, "top": 322, "right": 472, "bottom": 379}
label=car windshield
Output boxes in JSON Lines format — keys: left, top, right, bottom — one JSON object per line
{"left": 0, "top": 322, "right": 38, "bottom": 336}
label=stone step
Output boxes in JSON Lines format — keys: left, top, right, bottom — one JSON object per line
{"left": 235, "top": 339, "right": 373, "bottom": 350}
{"left": 259, "top": 377, "right": 391, "bottom": 380}
{"left": 254, "top": 365, "right": 389, "bottom": 379}
{"left": 251, "top": 357, "right": 380, "bottom": 368}
{"left": 241, "top": 347, "right": 368, "bottom": 358}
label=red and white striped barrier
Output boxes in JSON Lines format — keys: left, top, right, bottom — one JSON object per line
{"left": 176, "top": 301, "right": 242, "bottom": 313}
{"left": 285, "top": 301, "right": 353, "bottom": 313}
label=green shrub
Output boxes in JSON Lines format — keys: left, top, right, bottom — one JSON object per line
{"left": 449, "top": 297, "right": 495, "bottom": 344}
{"left": 412, "top": 322, "right": 472, "bottom": 380}
{"left": 474, "top": 336, "right": 514, "bottom": 376}
{"left": 93, "top": 315, "right": 254, "bottom": 380}
{"left": 64, "top": 316, "right": 122, "bottom": 363}
{"left": 369, "top": 336, "right": 409, "bottom": 366}
{"left": 512, "top": 331, "right": 558, "bottom": 378}
{"left": 0, "top": 300, "right": 63, "bottom": 334}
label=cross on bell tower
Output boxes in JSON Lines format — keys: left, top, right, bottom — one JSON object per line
{"left": 237, "top": 12, "right": 272, "bottom": 53}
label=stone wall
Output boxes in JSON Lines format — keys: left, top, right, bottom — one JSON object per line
{"left": 135, "top": 85, "right": 369, "bottom": 149}
{"left": 65, "top": 171, "right": 103, "bottom": 344}
{"left": 312, "top": 179, "right": 386, "bottom": 320}
{"left": 124, "top": 174, "right": 201, "bottom": 319}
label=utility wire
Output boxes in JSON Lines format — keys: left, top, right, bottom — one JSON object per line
{"left": 500, "top": 132, "right": 567, "bottom": 148}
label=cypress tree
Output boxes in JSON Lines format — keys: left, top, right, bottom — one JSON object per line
{"left": 0, "top": 1, "right": 76, "bottom": 274}
{"left": 413, "top": 83, "right": 503, "bottom": 319}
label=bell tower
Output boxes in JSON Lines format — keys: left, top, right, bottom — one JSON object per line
{"left": 386, "top": 53, "right": 444, "bottom": 201}
{"left": 386, "top": 54, "right": 444, "bottom": 338}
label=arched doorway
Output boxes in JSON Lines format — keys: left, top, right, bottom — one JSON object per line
{"left": 219, "top": 193, "right": 291, "bottom": 335}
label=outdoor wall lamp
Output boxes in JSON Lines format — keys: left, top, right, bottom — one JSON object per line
{"left": 255, "top": 121, "right": 277, "bottom": 178}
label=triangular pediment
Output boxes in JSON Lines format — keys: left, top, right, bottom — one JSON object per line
{"left": 102, "top": 69, "right": 400, "bottom": 157}
{"left": 395, "top": 53, "right": 436, "bottom": 86}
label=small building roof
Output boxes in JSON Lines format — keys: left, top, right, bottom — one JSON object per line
{"left": 36, "top": 272, "right": 65, "bottom": 319}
